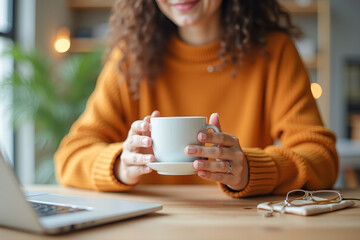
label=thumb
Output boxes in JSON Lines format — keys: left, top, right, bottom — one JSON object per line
{"left": 209, "top": 113, "right": 222, "bottom": 132}
{"left": 151, "top": 110, "right": 161, "bottom": 117}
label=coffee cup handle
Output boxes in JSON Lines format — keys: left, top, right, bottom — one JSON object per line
{"left": 205, "top": 124, "right": 220, "bottom": 147}
{"left": 205, "top": 124, "right": 219, "bottom": 133}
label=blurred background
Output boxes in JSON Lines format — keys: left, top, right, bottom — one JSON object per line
{"left": 0, "top": 0, "right": 359, "bottom": 187}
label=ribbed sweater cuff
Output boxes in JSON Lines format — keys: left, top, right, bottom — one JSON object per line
{"left": 91, "top": 142, "right": 134, "bottom": 191}
{"left": 219, "top": 148, "right": 278, "bottom": 198}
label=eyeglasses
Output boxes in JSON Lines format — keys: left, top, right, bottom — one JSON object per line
{"left": 264, "top": 189, "right": 358, "bottom": 217}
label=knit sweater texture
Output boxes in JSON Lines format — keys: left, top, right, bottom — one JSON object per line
{"left": 54, "top": 32, "right": 338, "bottom": 197}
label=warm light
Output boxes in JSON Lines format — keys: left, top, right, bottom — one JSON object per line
{"left": 54, "top": 38, "right": 70, "bottom": 53}
{"left": 311, "top": 82, "right": 322, "bottom": 99}
{"left": 54, "top": 27, "right": 71, "bottom": 53}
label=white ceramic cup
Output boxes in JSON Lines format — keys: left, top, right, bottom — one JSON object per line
{"left": 150, "top": 117, "right": 219, "bottom": 162}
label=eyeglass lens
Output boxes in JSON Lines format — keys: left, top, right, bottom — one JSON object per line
{"left": 287, "top": 190, "right": 306, "bottom": 201}
{"left": 287, "top": 190, "right": 340, "bottom": 204}
{"left": 286, "top": 190, "right": 307, "bottom": 206}
{"left": 311, "top": 191, "right": 341, "bottom": 202}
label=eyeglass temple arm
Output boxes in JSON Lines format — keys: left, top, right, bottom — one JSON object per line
{"left": 342, "top": 198, "right": 360, "bottom": 201}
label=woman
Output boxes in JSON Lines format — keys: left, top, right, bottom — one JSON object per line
{"left": 55, "top": 0, "right": 338, "bottom": 197}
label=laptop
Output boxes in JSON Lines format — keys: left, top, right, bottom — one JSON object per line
{"left": 0, "top": 150, "right": 162, "bottom": 234}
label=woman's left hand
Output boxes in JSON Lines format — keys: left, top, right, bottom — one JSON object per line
{"left": 185, "top": 113, "right": 249, "bottom": 191}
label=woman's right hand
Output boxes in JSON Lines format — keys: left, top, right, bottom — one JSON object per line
{"left": 117, "top": 111, "right": 160, "bottom": 185}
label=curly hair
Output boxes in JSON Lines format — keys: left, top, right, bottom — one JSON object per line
{"left": 107, "top": 0, "right": 301, "bottom": 94}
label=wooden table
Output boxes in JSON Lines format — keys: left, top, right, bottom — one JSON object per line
{"left": 1, "top": 185, "right": 360, "bottom": 240}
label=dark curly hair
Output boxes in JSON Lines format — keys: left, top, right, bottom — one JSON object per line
{"left": 107, "top": 0, "right": 301, "bottom": 94}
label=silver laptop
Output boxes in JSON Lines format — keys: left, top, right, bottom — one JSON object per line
{"left": 0, "top": 150, "right": 162, "bottom": 234}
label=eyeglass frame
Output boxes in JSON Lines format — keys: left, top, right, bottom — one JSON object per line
{"left": 284, "top": 189, "right": 343, "bottom": 206}
{"left": 264, "top": 189, "right": 343, "bottom": 217}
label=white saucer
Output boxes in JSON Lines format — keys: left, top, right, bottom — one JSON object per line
{"left": 146, "top": 162, "right": 196, "bottom": 175}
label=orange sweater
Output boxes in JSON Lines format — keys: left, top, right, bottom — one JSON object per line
{"left": 54, "top": 32, "right": 338, "bottom": 197}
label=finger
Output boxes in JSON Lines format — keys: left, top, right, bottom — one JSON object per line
{"left": 126, "top": 165, "right": 153, "bottom": 179}
{"left": 193, "top": 159, "right": 230, "bottom": 173}
{"left": 151, "top": 110, "right": 161, "bottom": 117}
{"left": 197, "top": 131, "right": 239, "bottom": 147}
{"left": 144, "top": 115, "right": 151, "bottom": 123}
{"left": 124, "top": 135, "right": 152, "bottom": 151}
{"left": 142, "top": 116, "right": 152, "bottom": 136}
{"left": 122, "top": 152, "right": 154, "bottom": 165}
{"left": 209, "top": 113, "right": 222, "bottom": 132}
{"left": 142, "top": 111, "right": 160, "bottom": 136}
{"left": 130, "top": 120, "right": 149, "bottom": 135}
{"left": 197, "top": 170, "right": 234, "bottom": 185}
{"left": 143, "top": 111, "right": 160, "bottom": 124}
{"left": 185, "top": 145, "right": 241, "bottom": 160}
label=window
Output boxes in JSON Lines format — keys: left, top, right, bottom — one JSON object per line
{"left": 0, "top": 0, "right": 15, "bottom": 164}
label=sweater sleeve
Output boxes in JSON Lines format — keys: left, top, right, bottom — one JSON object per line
{"left": 54, "top": 50, "right": 136, "bottom": 191}
{"left": 220, "top": 34, "right": 338, "bottom": 197}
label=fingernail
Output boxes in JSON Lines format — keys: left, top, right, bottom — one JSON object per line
{"left": 196, "top": 160, "right": 204, "bottom": 168}
{"left": 186, "top": 146, "right": 196, "bottom": 154}
{"left": 146, "top": 167, "right": 151, "bottom": 172}
{"left": 198, "top": 132, "right": 207, "bottom": 141}
{"left": 141, "top": 137, "right": 149, "bottom": 146}
{"left": 141, "top": 122, "right": 147, "bottom": 131}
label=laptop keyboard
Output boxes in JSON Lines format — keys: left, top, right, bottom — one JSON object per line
{"left": 30, "top": 201, "right": 89, "bottom": 217}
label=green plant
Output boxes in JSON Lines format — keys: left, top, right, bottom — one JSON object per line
{"left": 1, "top": 45, "right": 103, "bottom": 183}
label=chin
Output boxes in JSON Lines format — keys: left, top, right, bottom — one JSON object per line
{"left": 173, "top": 15, "right": 200, "bottom": 27}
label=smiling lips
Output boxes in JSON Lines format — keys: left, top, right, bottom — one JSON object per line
{"left": 171, "top": 0, "right": 199, "bottom": 12}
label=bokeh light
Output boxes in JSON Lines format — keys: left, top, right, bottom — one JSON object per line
{"left": 311, "top": 82, "right": 323, "bottom": 99}
{"left": 54, "top": 27, "right": 71, "bottom": 53}
{"left": 54, "top": 38, "right": 70, "bottom": 53}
